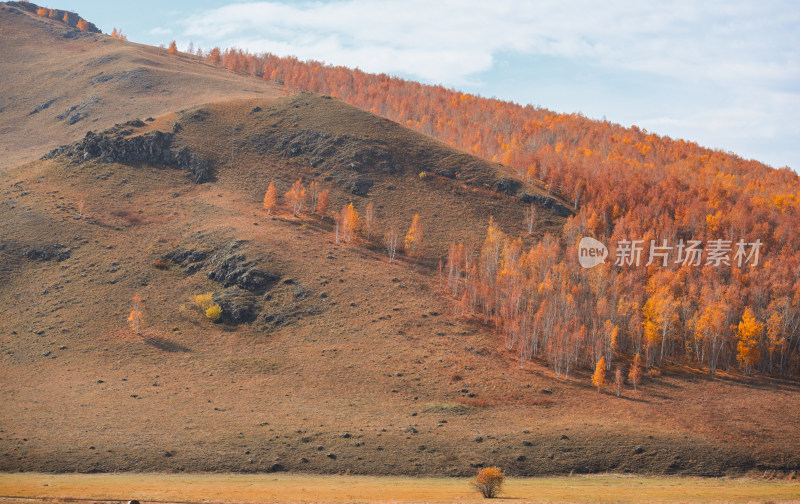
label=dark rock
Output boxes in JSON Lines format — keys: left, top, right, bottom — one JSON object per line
{"left": 269, "top": 463, "right": 284, "bottom": 472}
{"left": 213, "top": 288, "right": 257, "bottom": 324}
{"left": 347, "top": 179, "right": 373, "bottom": 196}
{"left": 25, "top": 244, "right": 71, "bottom": 262}
{"left": 29, "top": 98, "right": 58, "bottom": 115}
{"left": 494, "top": 177, "right": 521, "bottom": 196}
{"left": 517, "top": 455, "right": 527, "bottom": 461}
{"left": 541, "top": 388, "right": 553, "bottom": 394}
{"left": 560, "top": 434, "right": 570, "bottom": 440}
{"left": 475, "top": 436, "right": 484, "bottom": 443}
{"left": 43, "top": 129, "right": 211, "bottom": 184}
{"left": 633, "top": 445, "right": 644, "bottom": 454}
{"left": 326, "top": 453, "right": 336, "bottom": 459}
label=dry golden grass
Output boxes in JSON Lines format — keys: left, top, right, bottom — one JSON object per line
{"left": 1, "top": 472, "right": 799, "bottom": 504}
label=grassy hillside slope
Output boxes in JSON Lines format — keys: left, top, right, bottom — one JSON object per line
{"left": 0, "top": 2, "right": 277, "bottom": 171}
{"left": 1, "top": 2, "right": 799, "bottom": 478}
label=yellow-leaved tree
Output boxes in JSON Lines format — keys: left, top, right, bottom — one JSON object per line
{"left": 404, "top": 214, "right": 422, "bottom": 256}
{"left": 736, "top": 307, "right": 763, "bottom": 375}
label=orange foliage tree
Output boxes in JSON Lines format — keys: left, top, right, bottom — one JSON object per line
{"left": 263, "top": 182, "right": 277, "bottom": 215}
{"left": 592, "top": 356, "right": 607, "bottom": 392}
{"left": 76, "top": 19, "right": 89, "bottom": 31}
{"left": 284, "top": 179, "right": 306, "bottom": 216}
{"left": 316, "top": 189, "right": 330, "bottom": 216}
{"left": 471, "top": 467, "right": 505, "bottom": 499}
{"left": 127, "top": 293, "right": 144, "bottom": 336}
{"left": 338, "top": 203, "right": 360, "bottom": 242}
{"left": 168, "top": 40, "right": 178, "bottom": 55}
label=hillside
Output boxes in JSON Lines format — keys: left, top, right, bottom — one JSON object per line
{"left": 0, "top": 2, "right": 277, "bottom": 171}
{"left": 1, "top": 1, "right": 800, "bottom": 479}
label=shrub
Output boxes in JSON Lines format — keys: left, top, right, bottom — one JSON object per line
{"left": 194, "top": 292, "right": 214, "bottom": 311}
{"left": 153, "top": 260, "right": 168, "bottom": 270}
{"left": 205, "top": 304, "right": 222, "bottom": 321}
{"left": 472, "top": 466, "right": 505, "bottom": 498}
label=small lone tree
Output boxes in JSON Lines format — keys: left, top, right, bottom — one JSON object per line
{"left": 614, "top": 367, "right": 623, "bottom": 397}
{"left": 524, "top": 203, "right": 536, "bottom": 235}
{"left": 404, "top": 214, "right": 422, "bottom": 256}
{"left": 592, "top": 356, "right": 606, "bottom": 392}
{"left": 385, "top": 226, "right": 399, "bottom": 263}
{"left": 628, "top": 353, "right": 642, "bottom": 391}
{"left": 168, "top": 40, "right": 178, "bottom": 55}
{"left": 363, "top": 202, "right": 377, "bottom": 242}
{"left": 263, "top": 182, "right": 277, "bottom": 215}
{"left": 316, "top": 189, "right": 330, "bottom": 216}
{"left": 127, "top": 293, "right": 144, "bottom": 336}
{"left": 472, "top": 466, "right": 505, "bottom": 498}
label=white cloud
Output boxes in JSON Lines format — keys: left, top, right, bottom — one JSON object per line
{"left": 176, "top": 0, "right": 800, "bottom": 169}
{"left": 148, "top": 27, "right": 173, "bottom": 36}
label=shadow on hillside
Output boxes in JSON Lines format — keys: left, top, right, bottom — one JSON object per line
{"left": 144, "top": 336, "right": 191, "bottom": 353}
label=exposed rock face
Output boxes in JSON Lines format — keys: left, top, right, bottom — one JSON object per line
{"left": 43, "top": 129, "right": 211, "bottom": 183}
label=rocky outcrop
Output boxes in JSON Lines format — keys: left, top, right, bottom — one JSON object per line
{"left": 165, "top": 240, "right": 322, "bottom": 328}
{"left": 43, "top": 129, "right": 211, "bottom": 183}
{"left": 0, "top": 242, "right": 71, "bottom": 262}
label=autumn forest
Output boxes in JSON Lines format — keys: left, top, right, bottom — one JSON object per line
{"left": 176, "top": 44, "right": 800, "bottom": 380}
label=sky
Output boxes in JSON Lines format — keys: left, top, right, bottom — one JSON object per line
{"left": 56, "top": 1, "right": 800, "bottom": 171}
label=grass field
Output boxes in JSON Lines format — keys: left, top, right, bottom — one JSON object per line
{"left": 1, "top": 473, "right": 799, "bottom": 504}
